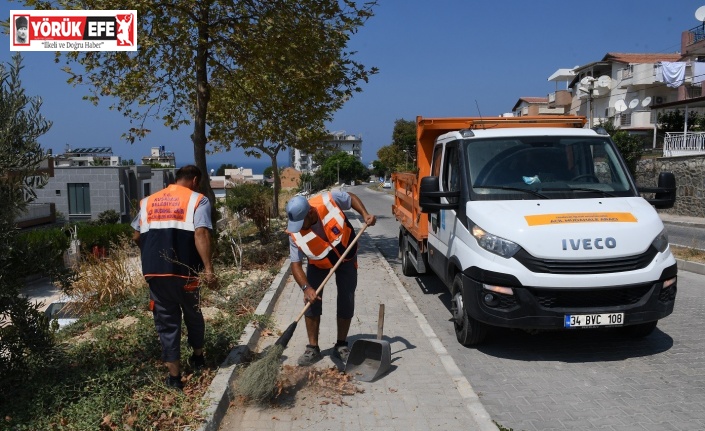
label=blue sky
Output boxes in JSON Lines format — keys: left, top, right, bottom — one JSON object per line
{"left": 2, "top": 1, "right": 703, "bottom": 172}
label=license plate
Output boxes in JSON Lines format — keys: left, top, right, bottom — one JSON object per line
{"left": 564, "top": 313, "right": 624, "bottom": 328}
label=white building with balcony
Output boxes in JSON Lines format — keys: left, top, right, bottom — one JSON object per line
{"left": 289, "top": 131, "right": 362, "bottom": 172}
{"left": 564, "top": 53, "right": 682, "bottom": 133}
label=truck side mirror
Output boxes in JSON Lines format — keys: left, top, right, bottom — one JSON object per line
{"left": 639, "top": 172, "right": 676, "bottom": 209}
{"left": 419, "top": 176, "right": 459, "bottom": 213}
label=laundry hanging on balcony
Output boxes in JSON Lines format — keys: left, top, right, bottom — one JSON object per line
{"left": 660, "top": 62, "right": 686, "bottom": 88}
{"left": 693, "top": 62, "right": 705, "bottom": 86}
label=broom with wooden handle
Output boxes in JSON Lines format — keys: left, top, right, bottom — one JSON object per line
{"left": 237, "top": 223, "right": 368, "bottom": 402}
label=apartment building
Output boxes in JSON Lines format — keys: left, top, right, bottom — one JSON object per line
{"left": 289, "top": 131, "right": 362, "bottom": 173}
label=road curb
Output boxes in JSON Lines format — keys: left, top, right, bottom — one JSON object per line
{"left": 373, "top": 242, "right": 498, "bottom": 431}
{"left": 192, "top": 259, "right": 292, "bottom": 431}
{"left": 676, "top": 258, "right": 705, "bottom": 276}
{"left": 662, "top": 219, "right": 705, "bottom": 229}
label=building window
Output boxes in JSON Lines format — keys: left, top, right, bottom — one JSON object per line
{"left": 67, "top": 183, "right": 91, "bottom": 215}
{"left": 143, "top": 182, "right": 151, "bottom": 197}
{"left": 620, "top": 113, "right": 632, "bottom": 127}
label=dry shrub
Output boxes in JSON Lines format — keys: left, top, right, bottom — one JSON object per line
{"left": 64, "top": 238, "right": 146, "bottom": 316}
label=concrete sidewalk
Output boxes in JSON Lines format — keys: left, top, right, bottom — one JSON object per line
{"left": 216, "top": 222, "right": 495, "bottom": 431}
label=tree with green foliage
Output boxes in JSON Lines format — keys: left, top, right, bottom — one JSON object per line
{"left": 370, "top": 160, "right": 388, "bottom": 179}
{"left": 46, "top": 0, "right": 376, "bottom": 222}
{"left": 657, "top": 109, "right": 702, "bottom": 132}
{"left": 225, "top": 183, "right": 273, "bottom": 240}
{"left": 263, "top": 166, "right": 274, "bottom": 179}
{"left": 316, "top": 151, "right": 367, "bottom": 186}
{"left": 376, "top": 118, "right": 416, "bottom": 174}
{"left": 598, "top": 119, "right": 644, "bottom": 177}
{"left": 216, "top": 163, "right": 238, "bottom": 176}
{"left": 208, "top": 1, "right": 378, "bottom": 216}
{"left": 0, "top": 54, "right": 55, "bottom": 389}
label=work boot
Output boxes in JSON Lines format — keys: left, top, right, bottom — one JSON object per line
{"left": 165, "top": 374, "right": 184, "bottom": 390}
{"left": 333, "top": 341, "right": 350, "bottom": 363}
{"left": 189, "top": 353, "right": 205, "bottom": 371}
{"left": 297, "top": 345, "right": 322, "bottom": 366}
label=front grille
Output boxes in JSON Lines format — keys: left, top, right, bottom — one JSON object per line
{"left": 514, "top": 246, "right": 658, "bottom": 274}
{"left": 533, "top": 283, "right": 653, "bottom": 309}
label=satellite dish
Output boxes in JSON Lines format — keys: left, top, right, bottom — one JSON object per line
{"left": 642, "top": 96, "right": 652, "bottom": 107}
{"left": 629, "top": 99, "right": 639, "bottom": 109}
{"left": 580, "top": 76, "right": 595, "bottom": 86}
{"left": 597, "top": 75, "right": 612, "bottom": 88}
{"left": 614, "top": 100, "right": 628, "bottom": 113}
{"left": 696, "top": 6, "right": 705, "bottom": 21}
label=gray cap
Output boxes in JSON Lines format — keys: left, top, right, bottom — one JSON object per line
{"left": 286, "top": 195, "right": 311, "bottom": 233}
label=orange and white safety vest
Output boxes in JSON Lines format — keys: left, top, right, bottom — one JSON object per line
{"left": 138, "top": 184, "right": 205, "bottom": 279}
{"left": 290, "top": 192, "right": 357, "bottom": 269}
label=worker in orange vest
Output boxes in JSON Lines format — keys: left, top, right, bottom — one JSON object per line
{"left": 286, "top": 190, "right": 376, "bottom": 366}
{"left": 132, "top": 165, "right": 217, "bottom": 390}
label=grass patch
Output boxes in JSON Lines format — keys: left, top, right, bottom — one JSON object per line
{"left": 670, "top": 245, "right": 705, "bottom": 264}
{"left": 2, "top": 220, "right": 288, "bottom": 430}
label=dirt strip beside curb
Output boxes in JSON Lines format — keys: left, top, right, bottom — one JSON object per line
{"left": 189, "top": 259, "right": 292, "bottom": 431}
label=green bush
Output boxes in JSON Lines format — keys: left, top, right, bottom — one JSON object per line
{"left": 96, "top": 209, "right": 121, "bottom": 225}
{"left": 75, "top": 223, "right": 134, "bottom": 254}
{"left": 225, "top": 184, "right": 273, "bottom": 238}
{"left": 14, "top": 227, "right": 71, "bottom": 279}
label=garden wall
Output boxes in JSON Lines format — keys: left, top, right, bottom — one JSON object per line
{"left": 635, "top": 154, "right": 705, "bottom": 217}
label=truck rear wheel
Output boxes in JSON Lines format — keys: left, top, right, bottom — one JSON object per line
{"left": 401, "top": 236, "right": 417, "bottom": 276}
{"left": 452, "top": 275, "right": 487, "bottom": 346}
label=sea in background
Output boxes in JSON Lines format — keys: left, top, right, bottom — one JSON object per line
{"left": 178, "top": 157, "right": 286, "bottom": 175}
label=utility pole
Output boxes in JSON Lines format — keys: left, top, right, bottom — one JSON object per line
{"left": 337, "top": 160, "right": 340, "bottom": 185}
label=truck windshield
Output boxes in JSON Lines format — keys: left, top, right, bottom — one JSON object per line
{"left": 466, "top": 136, "right": 634, "bottom": 200}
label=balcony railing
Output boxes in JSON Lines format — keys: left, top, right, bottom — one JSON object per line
{"left": 687, "top": 24, "right": 705, "bottom": 46}
{"left": 663, "top": 131, "right": 705, "bottom": 156}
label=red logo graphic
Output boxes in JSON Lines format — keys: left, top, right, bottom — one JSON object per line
{"left": 115, "top": 13, "right": 134, "bottom": 46}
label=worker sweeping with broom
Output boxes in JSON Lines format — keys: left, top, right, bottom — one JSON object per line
{"left": 285, "top": 190, "right": 376, "bottom": 366}
{"left": 236, "top": 190, "right": 375, "bottom": 401}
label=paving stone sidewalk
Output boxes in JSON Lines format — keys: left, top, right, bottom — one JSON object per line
{"left": 217, "top": 224, "right": 494, "bottom": 431}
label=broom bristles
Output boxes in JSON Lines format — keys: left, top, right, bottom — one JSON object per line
{"left": 236, "top": 344, "right": 285, "bottom": 402}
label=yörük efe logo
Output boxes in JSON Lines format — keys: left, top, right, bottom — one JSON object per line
{"left": 10, "top": 10, "right": 137, "bottom": 52}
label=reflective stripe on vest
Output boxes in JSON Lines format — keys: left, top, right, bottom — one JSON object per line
{"left": 138, "top": 184, "right": 205, "bottom": 278}
{"left": 139, "top": 186, "right": 201, "bottom": 233}
{"left": 291, "top": 192, "right": 354, "bottom": 269}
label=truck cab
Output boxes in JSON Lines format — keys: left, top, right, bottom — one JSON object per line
{"left": 395, "top": 116, "right": 677, "bottom": 346}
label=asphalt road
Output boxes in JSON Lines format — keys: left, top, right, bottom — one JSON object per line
{"left": 348, "top": 184, "right": 705, "bottom": 431}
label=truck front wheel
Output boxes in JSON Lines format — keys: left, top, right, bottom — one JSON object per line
{"left": 451, "top": 275, "right": 488, "bottom": 346}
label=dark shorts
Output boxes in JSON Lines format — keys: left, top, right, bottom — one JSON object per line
{"left": 305, "top": 258, "right": 358, "bottom": 319}
{"left": 148, "top": 277, "right": 205, "bottom": 362}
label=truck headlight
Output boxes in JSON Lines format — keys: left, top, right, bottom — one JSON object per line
{"left": 651, "top": 229, "right": 669, "bottom": 253}
{"left": 471, "top": 224, "right": 520, "bottom": 258}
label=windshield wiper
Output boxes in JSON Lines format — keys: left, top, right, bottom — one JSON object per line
{"left": 554, "top": 187, "right": 617, "bottom": 197}
{"left": 475, "top": 185, "right": 549, "bottom": 199}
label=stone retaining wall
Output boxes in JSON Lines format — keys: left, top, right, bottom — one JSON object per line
{"left": 635, "top": 154, "right": 705, "bottom": 217}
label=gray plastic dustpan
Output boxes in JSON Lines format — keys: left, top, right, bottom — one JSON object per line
{"left": 345, "top": 304, "right": 391, "bottom": 382}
